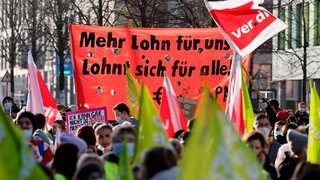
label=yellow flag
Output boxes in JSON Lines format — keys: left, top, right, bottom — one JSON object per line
{"left": 242, "top": 67, "right": 255, "bottom": 132}
{"left": 178, "top": 86, "right": 266, "bottom": 180}
{"left": 0, "top": 108, "right": 49, "bottom": 180}
{"left": 133, "top": 83, "right": 171, "bottom": 164}
{"left": 307, "top": 79, "right": 320, "bottom": 163}
{"left": 126, "top": 66, "right": 141, "bottom": 119}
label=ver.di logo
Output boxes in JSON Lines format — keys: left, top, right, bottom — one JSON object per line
{"left": 231, "top": 10, "right": 271, "bottom": 39}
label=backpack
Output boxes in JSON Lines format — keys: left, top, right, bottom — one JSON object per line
{"left": 277, "top": 151, "right": 299, "bottom": 180}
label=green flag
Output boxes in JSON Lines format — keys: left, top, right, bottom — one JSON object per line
{"left": 307, "top": 79, "right": 320, "bottom": 163}
{"left": 133, "top": 83, "right": 171, "bottom": 163}
{"left": 117, "top": 136, "right": 134, "bottom": 180}
{"left": 0, "top": 108, "right": 49, "bottom": 180}
{"left": 242, "top": 67, "right": 255, "bottom": 132}
{"left": 178, "top": 86, "right": 266, "bottom": 180}
{"left": 126, "top": 66, "right": 141, "bottom": 119}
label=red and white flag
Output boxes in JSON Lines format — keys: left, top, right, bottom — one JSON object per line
{"left": 225, "top": 54, "right": 246, "bottom": 135}
{"left": 159, "top": 72, "right": 188, "bottom": 138}
{"left": 205, "top": 0, "right": 287, "bottom": 56}
{"left": 27, "top": 51, "right": 44, "bottom": 114}
{"left": 27, "top": 51, "right": 62, "bottom": 125}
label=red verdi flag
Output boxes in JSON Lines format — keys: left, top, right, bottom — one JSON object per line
{"left": 205, "top": 0, "right": 287, "bottom": 56}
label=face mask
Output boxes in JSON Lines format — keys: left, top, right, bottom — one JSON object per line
{"left": 4, "top": 102, "right": 12, "bottom": 111}
{"left": 116, "top": 116, "right": 124, "bottom": 124}
{"left": 114, "top": 142, "right": 134, "bottom": 158}
{"left": 256, "top": 127, "right": 270, "bottom": 137}
{"left": 23, "top": 129, "right": 33, "bottom": 139}
{"left": 299, "top": 108, "right": 306, "bottom": 112}
{"left": 274, "top": 131, "right": 283, "bottom": 138}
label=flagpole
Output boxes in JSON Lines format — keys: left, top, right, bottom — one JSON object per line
{"left": 241, "top": 65, "right": 264, "bottom": 100}
{"left": 225, "top": 52, "right": 241, "bottom": 120}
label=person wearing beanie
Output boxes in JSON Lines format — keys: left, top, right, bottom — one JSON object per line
{"left": 287, "top": 129, "right": 308, "bottom": 156}
{"left": 60, "top": 132, "right": 88, "bottom": 154}
{"left": 77, "top": 125, "right": 97, "bottom": 154}
{"left": 17, "top": 111, "right": 53, "bottom": 165}
{"left": 276, "top": 110, "right": 290, "bottom": 121}
{"left": 276, "top": 129, "right": 308, "bottom": 179}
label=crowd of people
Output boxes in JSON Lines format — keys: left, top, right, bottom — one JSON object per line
{"left": 242, "top": 98, "right": 318, "bottom": 179}
{"left": 2, "top": 95, "right": 320, "bottom": 180}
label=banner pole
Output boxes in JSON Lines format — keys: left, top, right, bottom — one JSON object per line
{"left": 242, "top": 65, "right": 263, "bottom": 100}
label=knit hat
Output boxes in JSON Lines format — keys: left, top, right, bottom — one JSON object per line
{"left": 277, "top": 110, "right": 290, "bottom": 121}
{"left": 286, "top": 129, "right": 308, "bottom": 154}
{"left": 60, "top": 132, "right": 88, "bottom": 153}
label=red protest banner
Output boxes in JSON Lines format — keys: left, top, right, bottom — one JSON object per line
{"left": 70, "top": 24, "right": 249, "bottom": 120}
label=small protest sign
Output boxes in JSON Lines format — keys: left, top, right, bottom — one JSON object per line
{"left": 65, "top": 106, "right": 107, "bottom": 134}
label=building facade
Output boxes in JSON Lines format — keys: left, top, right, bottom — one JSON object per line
{"left": 272, "top": 0, "right": 320, "bottom": 109}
